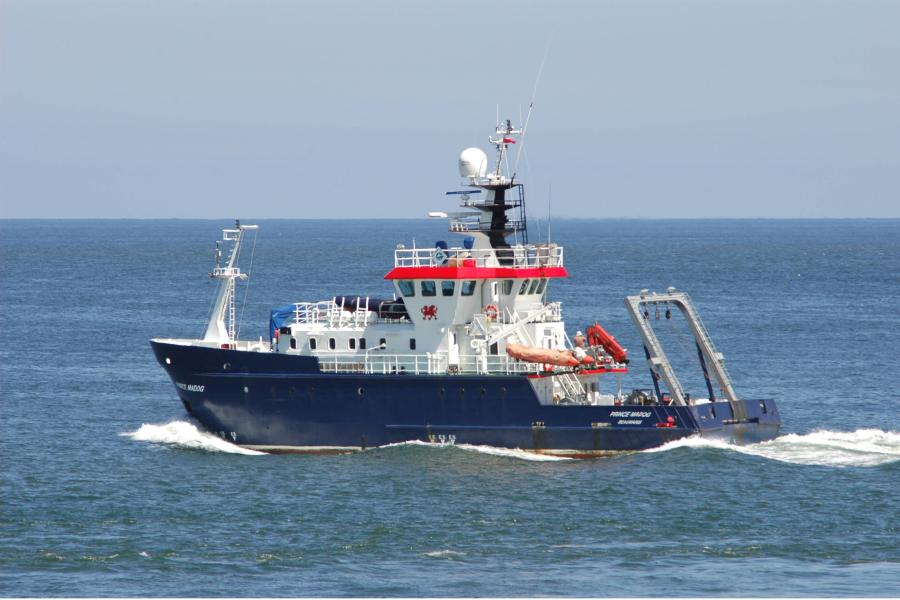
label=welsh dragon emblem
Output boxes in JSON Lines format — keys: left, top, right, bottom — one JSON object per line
{"left": 421, "top": 304, "right": 438, "bottom": 320}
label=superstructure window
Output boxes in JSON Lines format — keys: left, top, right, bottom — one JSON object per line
{"left": 461, "top": 280, "right": 476, "bottom": 296}
{"left": 359, "top": 338, "right": 367, "bottom": 350}
{"left": 290, "top": 338, "right": 297, "bottom": 350}
{"left": 536, "top": 278, "right": 547, "bottom": 294}
{"left": 309, "top": 338, "right": 317, "bottom": 350}
{"left": 349, "top": 338, "right": 357, "bottom": 350}
{"left": 421, "top": 281, "right": 436, "bottom": 296}
{"left": 328, "top": 338, "right": 336, "bottom": 350}
{"left": 379, "top": 337, "right": 387, "bottom": 348}
{"left": 409, "top": 338, "right": 416, "bottom": 350}
{"left": 519, "top": 279, "right": 530, "bottom": 294}
{"left": 441, "top": 281, "right": 455, "bottom": 296}
{"left": 398, "top": 281, "right": 415, "bottom": 297}
{"left": 528, "top": 279, "right": 540, "bottom": 294}
{"left": 502, "top": 280, "right": 514, "bottom": 295}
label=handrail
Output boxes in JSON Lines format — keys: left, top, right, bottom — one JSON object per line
{"left": 315, "top": 350, "right": 545, "bottom": 376}
{"left": 394, "top": 245, "right": 563, "bottom": 269}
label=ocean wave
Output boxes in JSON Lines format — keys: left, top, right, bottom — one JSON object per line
{"left": 424, "top": 549, "right": 466, "bottom": 558}
{"left": 646, "top": 428, "right": 900, "bottom": 467}
{"left": 376, "top": 440, "right": 571, "bottom": 462}
{"left": 120, "top": 421, "right": 266, "bottom": 456}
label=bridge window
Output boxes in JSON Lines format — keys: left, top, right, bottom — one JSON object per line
{"left": 398, "top": 281, "right": 415, "bottom": 297}
{"left": 349, "top": 338, "right": 357, "bottom": 350}
{"left": 441, "top": 280, "right": 455, "bottom": 296}
{"left": 328, "top": 338, "right": 336, "bottom": 350}
{"left": 528, "top": 279, "right": 540, "bottom": 294}
{"left": 421, "top": 281, "right": 436, "bottom": 296}
{"left": 309, "top": 338, "right": 317, "bottom": 350}
{"left": 502, "top": 280, "right": 514, "bottom": 295}
{"left": 536, "top": 278, "right": 547, "bottom": 294}
{"left": 359, "top": 338, "right": 366, "bottom": 350}
{"left": 461, "top": 280, "right": 476, "bottom": 296}
{"left": 519, "top": 279, "right": 530, "bottom": 294}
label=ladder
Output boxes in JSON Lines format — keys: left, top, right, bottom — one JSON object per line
{"left": 554, "top": 371, "right": 586, "bottom": 403}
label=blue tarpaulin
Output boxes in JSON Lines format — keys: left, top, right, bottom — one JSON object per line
{"left": 269, "top": 304, "right": 296, "bottom": 340}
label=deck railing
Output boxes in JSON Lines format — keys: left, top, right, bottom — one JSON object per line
{"left": 292, "top": 298, "right": 408, "bottom": 328}
{"left": 316, "top": 350, "right": 545, "bottom": 376}
{"left": 393, "top": 244, "right": 563, "bottom": 269}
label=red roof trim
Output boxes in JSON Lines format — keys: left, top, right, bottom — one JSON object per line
{"left": 384, "top": 266, "right": 569, "bottom": 280}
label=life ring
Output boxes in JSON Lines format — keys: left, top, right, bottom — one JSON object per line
{"left": 484, "top": 304, "right": 499, "bottom": 321}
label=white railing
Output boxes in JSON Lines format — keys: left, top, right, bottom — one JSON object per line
{"left": 316, "top": 350, "right": 546, "bottom": 376}
{"left": 449, "top": 219, "right": 526, "bottom": 233}
{"left": 394, "top": 244, "right": 563, "bottom": 269}
{"left": 293, "top": 300, "right": 371, "bottom": 328}
{"left": 292, "top": 297, "right": 407, "bottom": 328}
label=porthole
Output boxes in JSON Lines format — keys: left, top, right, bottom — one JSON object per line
{"left": 357, "top": 387, "right": 365, "bottom": 396}
{"left": 243, "top": 386, "right": 249, "bottom": 393}
{"left": 223, "top": 362, "right": 231, "bottom": 371}
{"left": 480, "top": 387, "right": 486, "bottom": 397}
{"left": 165, "top": 357, "right": 172, "bottom": 365}
{"left": 459, "top": 388, "right": 466, "bottom": 398}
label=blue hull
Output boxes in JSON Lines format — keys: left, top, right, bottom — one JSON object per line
{"left": 151, "top": 341, "right": 781, "bottom": 456}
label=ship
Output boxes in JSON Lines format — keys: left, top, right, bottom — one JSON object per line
{"left": 150, "top": 119, "right": 781, "bottom": 457}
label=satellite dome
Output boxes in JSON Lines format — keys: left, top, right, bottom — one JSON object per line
{"left": 458, "top": 147, "right": 488, "bottom": 179}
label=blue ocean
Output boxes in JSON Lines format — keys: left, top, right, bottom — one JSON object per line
{"left": 1, "top": 218, "right": 898, "bottom": 597}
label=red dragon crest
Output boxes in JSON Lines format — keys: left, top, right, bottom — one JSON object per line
{"left": 421, "top": 304, "right": 438, "bottom": 320}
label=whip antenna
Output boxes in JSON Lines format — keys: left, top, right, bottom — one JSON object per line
{"left": 547, "top": 181, "right": 552, "bottom": 245}
{"left": 513, "top": 35, "right": 552, "bottom": 178}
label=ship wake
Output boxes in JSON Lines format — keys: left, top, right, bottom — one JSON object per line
{"left": 377, "top": 440, "right": 571, "bottom": 462}
{"left": 646, "top": 428, "right": 900, "bottom": 467}
{"left": 120, "top": 421, "right": 266, "bottom": 456}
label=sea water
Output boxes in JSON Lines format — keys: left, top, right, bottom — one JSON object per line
{"left": 1, "top": 219, "right": 898, "bottom": 596}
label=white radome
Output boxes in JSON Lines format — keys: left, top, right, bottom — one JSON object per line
{"left": 458, "top": 147, "right": 488, "bottom": 179}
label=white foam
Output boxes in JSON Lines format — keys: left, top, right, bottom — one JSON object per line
{"left": 121, "top": 421, "right": 266, "bottom": 455}
{"left": 646, "top": 428, "right": 900, "bottom": 467}
{"left": 376, "top": 440, "right": 571, "bottom": 461}
{"left": 424, "top": 549, "right": 466, "bottom": 558}
{"left": 456, "top": 443, "right": 572, "bottom": 462}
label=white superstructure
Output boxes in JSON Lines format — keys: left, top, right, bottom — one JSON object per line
{"left": 267, "top": 120, "right": 629, "bottom": 405}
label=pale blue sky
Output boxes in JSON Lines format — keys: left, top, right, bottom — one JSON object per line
{"left": 1, "top": 0, "right": 898, "bottom": 218}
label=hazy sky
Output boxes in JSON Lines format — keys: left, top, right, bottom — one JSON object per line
{"left": 2, "top": 0, "right": 898, "bottom": 219}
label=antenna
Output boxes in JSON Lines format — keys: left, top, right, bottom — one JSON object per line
{"left": 513, "top": 35, "right": 552, "bottom": 178}
{"left": 547, "top": 181, "right": 552, "bottom": 245}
